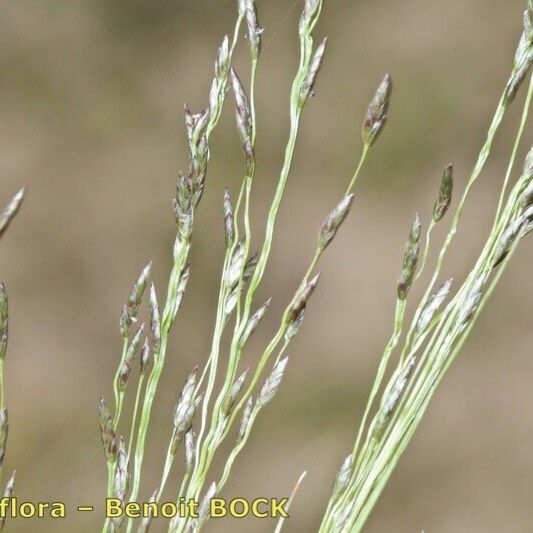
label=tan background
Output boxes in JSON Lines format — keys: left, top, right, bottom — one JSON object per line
{"left": 0, "top": 0, "right": 532, "bottom": 531}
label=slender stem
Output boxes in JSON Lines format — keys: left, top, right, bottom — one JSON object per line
{"left": 351, "top": 299, "right": 406, "bottom": 461}
{"left": 494, "top": 74, "right": 533, "bottom": 221}
{"left": 346, "top": 144, "right": 369, "bottom": 195}
{"left": 192, "top": 271, "right": 231, "bottom": 469}
{"left": 415, "top": 220, "right": 436, "bottom": 283}
{"left": 156, "top": 432, "right": 177, "bottom": 500}
{"left": 323, "top": 299, "right": 406, "bottom": 525}
{"left": 127, "top": 373, "right": 145, "bottom": 466}
{"left": 128, "top": 245, "right": 189, "bottom": 507}
{"left": 274, "top": 471, "right": 307, "bottom": 533}
{"left": 112, "top": 337, "right": 129, "bottom": 428}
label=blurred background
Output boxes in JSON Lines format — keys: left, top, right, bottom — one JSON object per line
{"left": 0, "top": 0, "right": 532, "bottom": 531}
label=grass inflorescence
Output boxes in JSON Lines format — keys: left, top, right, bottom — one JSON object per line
{"left": 0, "top": 187, "right": 24, "bottom": 531}
{"left": 320, "top": 2, "right": 533, "bottom": 530}
{"left": 97, "top": 1, "right": 533, "bottom": 532}
{"left": 97, "top": 0, "right": 379, "bottom": 530}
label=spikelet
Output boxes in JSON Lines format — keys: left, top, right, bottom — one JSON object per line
{"left": 397, "top": 214, "right": 421, "bottom": 299}
{"left": 433, "top": 165, "right": 454, "bottom": 222}
{"left": 362, "top": 75, "right": 392, "bottom": 147}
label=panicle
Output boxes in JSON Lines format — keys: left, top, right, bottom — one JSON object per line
{"left": 519, "top": 146, "right": 533, "bottom": 207}
{"left": 168, "top": 264, "right": 190, "bottom": 326}
{"left": 397, "top": 213, "right": 421, "bottom": 300}
{"left": 231, "top": 69, "right": 254, "bottom": 173}
{"left": 237, "top": 396, "right": 253, "bottom": 444}
{"left": 98, "top": 398, "right": 117, "bottom": 461}
{"left": 496, "top": 148, "right": 533, "bottom": 264}
{"left": 285, "top": 308, "right": 306, "bottom": 341}
{"left": 433, "top": 164, "right": 454, "bottom": 222}
{"left": 208, "top": 33, "right": 232, "bottom": 132}
{"left": 223, "top": 188, "right": 235, "bottom": 248}
{"left": 287, "top": 273, "right": 320, "bottom": 324}
{"left": 118, "top": 323, "right": 145, "bottom": 391}
{"left": 185, "top": 430, "right": 196, "bottom": 474}
{"left": 224, "top": 287, "right": 240, "bottom": 317}
{"left": 186, "top": 106, "right": 210, "bottom": 155}
{"left": 333, "top": 454, "right": 352, "bottom": 498}
{"left": 119, "top": 262, "right": 152, "bottom": 337}
{"left": 222, "top": 369, "right": 249, "bottom": 415}
{"left": 458, "top": 276, "right": 485, "bottom": 325}
{"left": 0, "top": 408, "right": 8, "bottom": 467}
{"left": 149, "top": 282, "right": 161, "bottom": 353}
{"left": 520, "top": 179, "right": 533, "bottom": 208}
{"left": 257, "top": 356, "right": 289, "bottom": 408}
{"left": 285, "top": 273, "right": 320, "bottom": 341}
{"left": 175, "top": 100, "right": 212, "bottom": 240}
{"left": 215, "top": 36, "right": 230, "bottom": 81}
{"left": 494, "top": 203, "right": 533, "bottom": 266}
{"left": 300, "top": 38, "right": 328, "bottom": 105}
{"left": 240, "top": 0, "right": 261, "bottom": 59}
{"left": 112, "top": 437, "right": 128, "bottom": 529}
{"left": 299, "top": 0, "right": 322, "bottom": 35}
{"left": 318, "top": 193, "right": 354, "bottom": 251}
{"left": 172, "top": 367, "right": 199, "bottom": 448}
{"left": 225, "top": 242, "right": 245, "bottom": 288}
{"left": 504, "top": 5, "right": 533, "bottom": 108}
{"left": 239, "top": 298, "right": 271, "bottom": 347}
{"left": 416, "top": 279, "right": 453, "bottom": 334}
{"left": 377, "top": 356, "right": 416, "bottom": 428}
{"left": 173, "top": 171, "right": 196, "bottom": 241}
{"left": 114, "top": 437, "right": 128, "bottom": 499}
{"left": 140, "top": 337, "right": 151, "bottom": 374}
{"left": 362, "top": 74, "right": 393, "bottom": 147}
{"left": 242, "top": 253, "right": 259, "bottom": 283}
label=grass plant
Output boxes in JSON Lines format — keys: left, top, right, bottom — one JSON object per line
{"left": 97, "top": 1, "right": 533, "bottom": 531}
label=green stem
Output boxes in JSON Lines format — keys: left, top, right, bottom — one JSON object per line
{"left": 415, "top": 220, "right": 436, "bottom": 283}
{"left": 346, "top": 144, "right": 369, "bottom": 195}
{"left": 322, "top": 299, "right": 406, "bottom": 528}
{"left": 156, "top": 432, "right": 177, "bottom": 500}
{"left": 112, "top": 337, "right": 129, "bottom": 428}
{"left": 352, "top": 299, "right": 406, "bottom": 461}
{"left": 124, "top": 244, "right": 189, "bottom": 533}
{"left": 494, "top": 74, "right": 533, "bottom": 222}
{"left": 127, "top": 373, "right": 145, "bottom": 466}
